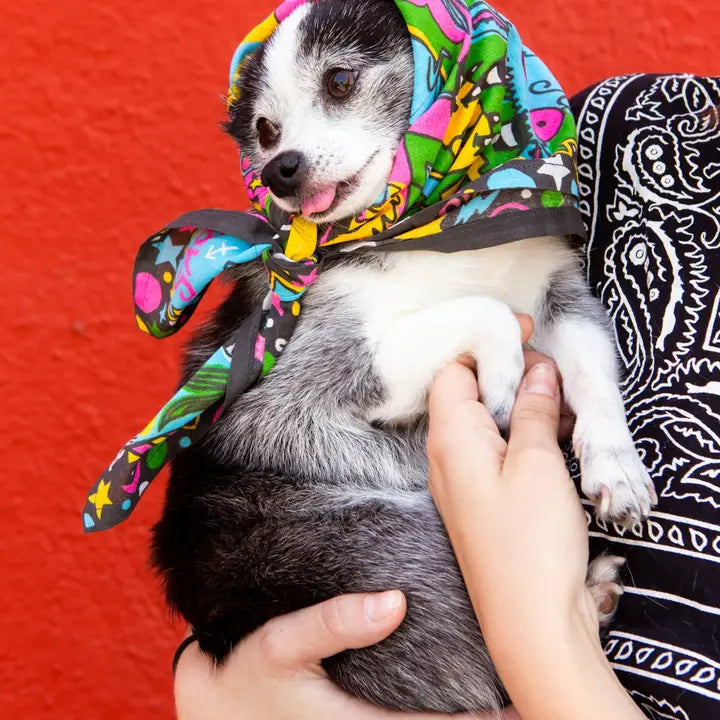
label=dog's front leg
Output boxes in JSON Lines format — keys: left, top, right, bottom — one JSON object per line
{"left": 535, "top": 275, "right": 657, "bottom": 526}
{"left": 368, "top": 295, "right": 524, "bottom": 428}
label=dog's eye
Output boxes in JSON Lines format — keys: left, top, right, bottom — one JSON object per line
{"left": 256, "top": 117, "right": 280, "bottom": 150}
{"left": 325, "top": 69, "right": 358, "bottom": 100}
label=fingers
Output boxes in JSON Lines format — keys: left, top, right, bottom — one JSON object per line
{"left": 522, "top": 350, "right": 559, "bottom": 376}
{"left": 255, "top": 591, "right": 406, "bottom": 671}
{"left": 427, "top": 362, "right": 506, "bottom": 477}
{"left": 430, "top": 359, "right": 480, "bottom": 407}
{"left": 506, "top": 363, "right": 562, "bottom": 460}
{"left": 501, "top": 707, "right": 522, "bottom": 719}
{"left": 174, "top": 640, "right": 217, "bottom": 719}
{"left": 522, "top": 350, "right": 575, "bottom": 441}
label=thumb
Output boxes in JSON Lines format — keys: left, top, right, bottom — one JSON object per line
{"left": 506, "top": 362, "right": 562, "bottom": 460}
{"left": 254, "top": 591, "right": 406, "bottom": 671}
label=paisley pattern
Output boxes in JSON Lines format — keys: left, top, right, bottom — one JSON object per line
{"left": 84, "top": 0, "right": 583, "bottom": 532}
{"left": 631, "top": 693, "right": 691, "bottom": 720}
{"left": 571, "top": 74, "right": 720, "bottom": 718}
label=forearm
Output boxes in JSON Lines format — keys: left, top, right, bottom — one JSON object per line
{"left": 446, "top": 511, "right": 644, "bottom": 720}
{"left": 482, "top": 608, "right": 644, "bottom": 720}
{"left": 428, "top": 360, "right": 646, "bottom": 719}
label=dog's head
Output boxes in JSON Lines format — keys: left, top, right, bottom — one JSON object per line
{"left": 225, "top": 0, "right": 414, "bottom": 224}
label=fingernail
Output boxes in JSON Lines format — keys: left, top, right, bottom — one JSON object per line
{"left": 365, "top": 591, "right": 403, "bottom": 623}
{"left": 524, "top": 363, "right": 558, "bottom": 397}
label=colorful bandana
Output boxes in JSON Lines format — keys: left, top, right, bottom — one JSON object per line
{"left": 83, "top": 0, "right": 585, "bottom": 532}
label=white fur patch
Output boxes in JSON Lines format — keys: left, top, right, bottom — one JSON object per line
{"left": 313, "top": 236, "right": 575, "bottom": 423}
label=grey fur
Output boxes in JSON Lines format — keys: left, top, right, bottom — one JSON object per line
{"left": 170, "top": 247, "right": 626, "bottom": 712}
{"left": 201, "top": 478, "right": 503, "bottom": 712}
{"left": 537, "top": 263, "right": 614, "bottom": 334}
{"left": 167, "top": 2, "right": 509, "bottom": 708}
{"left": 209, "top": 262, "right": 429, "bottom": 490}
{"left": 175, "top": 255, "right": 507, "bottom": 713}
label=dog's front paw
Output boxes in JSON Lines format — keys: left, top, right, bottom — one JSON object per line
{"left": 478, "top": 352, "right": 524, "bottom": 429}
{"left": 577, "top": 434, "right": 657, "bottom": 527}
{"left": 474, "top": 322, "right": 524, "bottom": 430}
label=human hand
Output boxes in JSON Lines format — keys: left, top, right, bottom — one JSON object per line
{"left": 427, "top": 357, "right": 594, "bottom": 645}
{"left": 174, "top": 591, "right": 520, "bottom": 720}
{"left": 427, "top": 357, "right": 643, "bottom": 720}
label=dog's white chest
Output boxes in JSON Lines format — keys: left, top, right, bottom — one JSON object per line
{"left": 317, "top": 234, "right": 576, "bottom": 338}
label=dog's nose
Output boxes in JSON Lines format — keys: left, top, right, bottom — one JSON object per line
{"left": 261, "top": 151, "right": 305, "bottom": 197}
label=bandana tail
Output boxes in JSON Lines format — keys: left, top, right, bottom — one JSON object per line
{"left": 83, "top": 219, "right": 320, "bottom": 532}
{"left": 82, "top": 346, "right": 233, "bottom": 533}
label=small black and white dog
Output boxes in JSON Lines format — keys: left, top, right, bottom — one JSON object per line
{"left": 153, "top": 0, "right": 656, "bottom": 712}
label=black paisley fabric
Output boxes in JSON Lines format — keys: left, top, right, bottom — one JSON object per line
{"left": 571, "top": 74, "right": 720, "bottom": 719}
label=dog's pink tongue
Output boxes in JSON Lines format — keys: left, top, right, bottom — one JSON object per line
{"left": 302, "top": 186, "right": 337, "bottom": 216}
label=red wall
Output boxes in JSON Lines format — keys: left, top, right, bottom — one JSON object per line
{"left": 1, "top": 1, "right": 718, "bottom": 717}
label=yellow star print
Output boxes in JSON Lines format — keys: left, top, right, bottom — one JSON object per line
{"left": 89, "top": 479, "right": 113, "bottom": 519}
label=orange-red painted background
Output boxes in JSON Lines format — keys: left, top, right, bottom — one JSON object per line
{"left": 1, "top": 0, "right": 718, "bottom": 717}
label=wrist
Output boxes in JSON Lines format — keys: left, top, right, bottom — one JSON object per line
{"left": 483, "top": 605, "right": 642, "bottom": 720}
{"left": 473, "top": 579, "right": 599, "bottom": 651}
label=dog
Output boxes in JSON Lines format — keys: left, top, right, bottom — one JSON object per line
{"left": 153, "top": 0, "right": 657, "bottom": 712}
